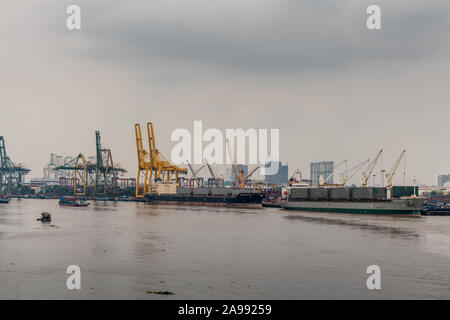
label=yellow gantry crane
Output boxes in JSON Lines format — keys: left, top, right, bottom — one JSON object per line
{"left": 73, "top": 153, "right": 87, "bottom": 196}
{"left": 135, "top": 122, "right": 187, "bottom": 197}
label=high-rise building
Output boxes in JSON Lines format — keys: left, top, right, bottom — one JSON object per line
{"left": 42, "top": 153, "right": 73, "bottom": 180}
{"left": 438, "top": 174, "right": 450, "bottom": 188}
{"left": 310, "top": 161, "right": 334, "bottom": 186}
{"left": 264, "top": 161, "right": 289, "bottom": 185}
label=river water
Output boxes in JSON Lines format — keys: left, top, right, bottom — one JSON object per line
{"left": 0, "top": 198, "right": 449, "bottom": 299}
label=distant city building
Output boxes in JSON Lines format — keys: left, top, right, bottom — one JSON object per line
{"left": 226, "top": 164, "right": 248, "bottom": 184}
{"left": 264, "top": 161, "right": 289, "bottom": 185}
{"left": 39, "top": 153, "right": 74, "bottom": 181}
{"left": 310, "top": 161, "right": 334, "bottom": 186}
{"left": 438, "top": 174, "right": 450, "bottom": 188}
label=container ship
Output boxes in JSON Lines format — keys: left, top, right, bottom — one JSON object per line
{"left": 279, "top": 185, "right": 425, "bottom": 216}
{"left": 144, "top": 182, "right": 263, "bottom": 209}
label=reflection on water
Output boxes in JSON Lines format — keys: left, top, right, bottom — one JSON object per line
{"left": 285, "top": 214, "right": 420, "bottom": 239}
{"left": 0, "top": 199, "right": 449, "bottom": 299}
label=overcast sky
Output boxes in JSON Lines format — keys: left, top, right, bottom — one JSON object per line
{"left": 1, "top": 0, "right": 449, "bottom": 185}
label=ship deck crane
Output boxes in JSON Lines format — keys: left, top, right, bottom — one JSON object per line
{"left": 339, "top": 159, "right": 370, "bottom": 186}
{"left": 361, "top": 149, "right": 383, "bottom": 187}
{"left": 226, "top": 139, "right": 244, "bottom": 188}
{"left": 319, "top": 159, "right": 348, "bottom": 186}
{"left": 204, "top": 159, "right": 217, "bottom": 179}
{"left": 386, "top": 150, "right": 406, "bottom": 188}
{"left": 244, "top": 166, "right": 259, "bottom": 183}
{"left": 204, "top": 159, "right": 223, "bottom": 187}
{"left": 186, "top": 161, "right": 205, "bottom": 187}
{"left": 187, "top": 162, "right": 204, "bottom": 179}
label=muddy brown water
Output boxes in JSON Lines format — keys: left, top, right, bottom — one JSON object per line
{"left": 1, "top": 199, "right": 449, "bottom": 299}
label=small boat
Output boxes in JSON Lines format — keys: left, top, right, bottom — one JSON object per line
{"left": 37, "top": 212, "right": 52, "bottom": 222}
{"left": 0, "top": 196, "right": 11, "bottom": 204}
{"left": 59, "top": 196, "right": 89, "bottom": 207}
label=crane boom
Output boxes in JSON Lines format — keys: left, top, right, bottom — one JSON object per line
{"left": 361, "top": 149, "right": 383, "bottom": 187}
{"left": 386, "top": 149, "right": 406, "bottom": 188}
{"left": 187, "top": 161, "right": 196, "bottom": 177}
{"left": 244, "top": 166, "right": 259, "bottom": 181}
{"left": 344, "top": 159, "right": 371, "bottom": 183}
{"left": 187, "top": 161, "right": 204, "bottom": 178}
{"left": 194, "top": 165, "right": 205, "bottom": 177}
{"left": 204, "top": 159, "right": 216, "bottom": 179}
{"left": 225, "top": 139, "right": 241, "bottom": 184}
{"left": 321, "top": 159, "right": 348, "bottom": 185}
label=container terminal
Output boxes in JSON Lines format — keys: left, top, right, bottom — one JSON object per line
{"left": 0, "top": 125, "right": 449, "bottom": 215}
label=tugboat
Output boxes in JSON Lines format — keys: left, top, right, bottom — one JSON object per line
{"left": 37, "top": 212, "right": 52, "bottom": 222}
{"left": 0, "top": 194, "right": 11, "bottom": 204}
{"left": 59, "top": 196, "right": 89, "bottom": 207}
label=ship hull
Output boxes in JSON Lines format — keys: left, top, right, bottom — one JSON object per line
{"left": 59, "top": 202, "right": 89, "bottom": 207}
{"left": 279, "top": 198, "right": 424, "bottom": 216}
{"left": 145, "top": 193, "right": 263, "bottom": 209}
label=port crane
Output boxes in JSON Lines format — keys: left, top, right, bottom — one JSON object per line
{"left": 386, "top": 149, "right": 406, "bottom": 188}
{"left": 319, "top": 159, "right": 348, "bottom": 186}
{"left": 244, "top": 166, "right": 260, "bottom": 184}
{"left": 204, "top": 159, "right": 223, "bottom": 187}
{"left": 0, "top": 136, "right": 30, "bottom": 193}
{"left": 226, "top": 139, "right": 244, "bottom": 188}
{"left": 187, "top": 162, "right": 204, "bottom": 179}
{"left": 94, "top": 131, "right": 122, "bottom": 195}
{"left": 338, "top": 159, "right": 370, "bottom": 186}
{"left": 361, "top": 149, "right": 383, "bottom": 187}
{"left": 204, "top": 159, "right": 217, "bottom": 179}
{"left": 135, "top": 122, "right": 188, "bottom": 197}
{"left": 73, "top": 153, "right": 88, "bottom": 196}
{"left": 54, "top": 131, "right": 127, "bottom": 196}
{"left": 186, "top": 161, "right": 205, "bottom": 186}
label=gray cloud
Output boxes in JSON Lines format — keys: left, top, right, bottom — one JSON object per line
{"left": 1, "top": 1, "right": 449, "bottom": 185}
{"left": 52, "top": 0, "right": 450, "bottom": 73}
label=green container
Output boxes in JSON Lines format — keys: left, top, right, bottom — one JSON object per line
{"left": 392, "top": 186, "right": 418, "bottom": 197}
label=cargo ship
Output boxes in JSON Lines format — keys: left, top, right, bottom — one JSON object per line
{"left": 144, "top": 182, "right": 263, "bottom": 209}
{"left": 279, "top": 185, "right": 425, "bottom": 216}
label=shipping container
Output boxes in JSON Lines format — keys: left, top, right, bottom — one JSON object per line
{"left": 351, "top": 187, "right": 374, "bottom": 200}
{"left": 309, "top": 187, "right": 329, "bottom": 199}
{"left": 329, "top": 187, "right": 351, "bottom": 200}
{"left": 392, "top": 186, "right": 418, "bottom": 197}
{"left": 291, "top": 187, "right": 308, "bottom": 199}
{"left": 192, "top": 187, "right": 211, "bottom": 196}
{"left": 373, "top": 187, "right": 387, "bottom": 200}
